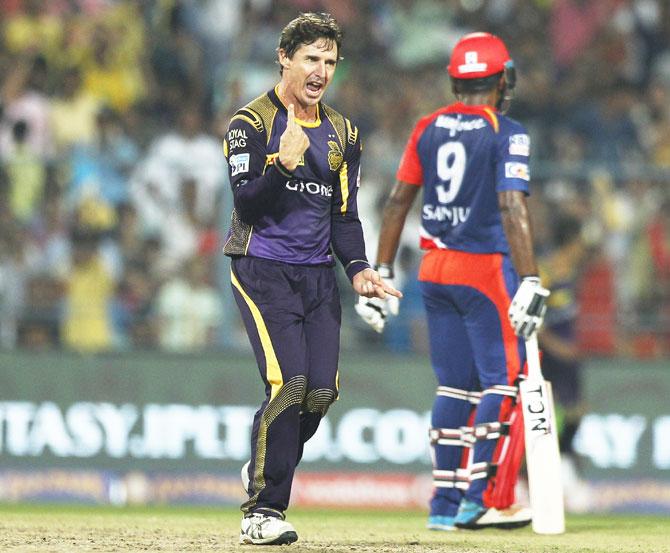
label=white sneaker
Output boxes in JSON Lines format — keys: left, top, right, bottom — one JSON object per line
{"left": 456, "top": 499, "right": 531, "bottom": 530}
{"left": 472, "top": 505, "right": 532, "bottom": 530}
{"left": 239, "top": 513, "right": 298, "bottom": 545}
{"left": 241, "top": 461, "right": 250, "bottom": 493}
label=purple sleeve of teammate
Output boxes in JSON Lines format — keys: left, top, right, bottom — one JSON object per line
{"left": 330, "top": 134, "right": 370, "bottom": 281}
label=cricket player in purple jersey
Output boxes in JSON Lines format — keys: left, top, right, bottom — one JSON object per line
{"left": 223, "top": 13, "right": 400, "bottom": 546}
{"left": 357, "top": 32, "right": 550, "bottom": 530}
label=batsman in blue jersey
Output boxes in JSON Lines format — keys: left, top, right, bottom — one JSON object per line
{"left": 223, "top": 12, "right": 400, "bottom": 546}
{"left": 357, "top": 32, "right": 550, "bottom": 530}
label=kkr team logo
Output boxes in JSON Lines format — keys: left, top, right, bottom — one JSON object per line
{"left": 327, "top": 140, "right": 343, "bottom": 171}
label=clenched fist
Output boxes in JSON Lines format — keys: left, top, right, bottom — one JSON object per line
{"left": 279, "top": 104, "right": 310, "bottom": 171}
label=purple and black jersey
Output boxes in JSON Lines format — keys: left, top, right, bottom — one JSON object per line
{"left": 223, "top": 88, "right": 369, "bottom": 281}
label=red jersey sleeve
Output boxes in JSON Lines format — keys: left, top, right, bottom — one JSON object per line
{"left": 396, "top": 116, "right": 432, "bottom": 186}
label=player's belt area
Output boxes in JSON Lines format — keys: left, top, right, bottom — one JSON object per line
{"left": 418, "top": 248, "right": 503, "bottom": 287}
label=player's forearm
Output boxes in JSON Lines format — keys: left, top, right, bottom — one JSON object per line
{"left": 331, "top": 213, "right": 370, "bottom": 281}
{"left": 232, "top": 164, "right": 288, "bottom": 221}
{"left": 376, "top": 182, "right": 418, "bottom": 267}
{"left": 499, "top": 190, "right": 538, "bottom": 277}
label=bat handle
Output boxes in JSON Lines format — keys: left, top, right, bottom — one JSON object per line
{"left": 525, "top": 332, "right": 543, "bottom": 381}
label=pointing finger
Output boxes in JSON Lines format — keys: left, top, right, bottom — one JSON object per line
{"left": 287, "top": 104, "right": 295, "bottom": 128}
{"left": 383, "top": 282, "right": 403, "bottom": 298}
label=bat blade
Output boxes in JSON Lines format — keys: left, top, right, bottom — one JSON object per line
{"left": 521, "top": 335, "right": 565, "bottom": 535}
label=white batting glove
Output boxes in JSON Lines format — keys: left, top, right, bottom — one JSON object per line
{"left": 375, "top": 269, "right": 400, "bottom": 318}
{"left": 355, "top": 281, "right": 400, "bottom": 333}
{"left": 355, "top": 296, "right": 387, "bottom": 333}
{"left": 354, "top": 264, "right": 400, "bottom": 333}
{"left": 508, "top": 276, "right": 550, "bottom": 340}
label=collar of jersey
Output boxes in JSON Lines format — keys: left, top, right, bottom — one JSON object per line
{"left": 443, "top": 102, "right": 499, "bottom": 133}
{"left": 272, "top": 86, "right": 322, "bottom": 128}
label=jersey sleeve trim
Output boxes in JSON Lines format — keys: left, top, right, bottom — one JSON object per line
{"left": 230, "top": 110, "right": 264, "bottom": 133}
{"left": 396, "top": 115, "right": 435, "bottom": 185}
{"left": 339, "top": 161, "right": 349, "bottom": 213}
{"left": 482, "top": 107, "right": 499, "bottom": 133}
{"left": 322, "top": 103, "right": 347, "bottom": 150}
{"left": 243, "top": 93, "right": 279, "bottom": 144}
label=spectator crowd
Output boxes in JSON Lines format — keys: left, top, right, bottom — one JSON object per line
{"left": 0, "top": 0, "right": 669, "bottom": 357}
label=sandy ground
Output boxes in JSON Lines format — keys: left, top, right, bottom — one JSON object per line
{"left": 1, "top": 506, "right": 669, "bottom": 553}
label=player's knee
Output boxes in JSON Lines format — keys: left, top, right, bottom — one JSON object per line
{"left": 301, "top": 387, "right": 337, "bottom": 416}
{"left": 269, "top": 375, "right": 308, "bottom": 411}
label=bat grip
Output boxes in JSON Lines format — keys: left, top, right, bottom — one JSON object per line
{"left": 525, "top": 332, "right": 543, "bottom": 381}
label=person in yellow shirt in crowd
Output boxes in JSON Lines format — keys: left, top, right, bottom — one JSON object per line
{"left": 61, "top": 226, "right": 114, "bottom": 353}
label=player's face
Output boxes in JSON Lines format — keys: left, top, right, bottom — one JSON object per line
{"left": 279, "top": 39, "right": 338, "bottom": 109}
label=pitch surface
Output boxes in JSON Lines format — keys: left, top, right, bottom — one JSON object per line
{"left": 0, "top": 505, "right": 668, "bottom": 552}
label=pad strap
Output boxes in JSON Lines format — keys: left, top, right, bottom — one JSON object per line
{"left": 481, "top": 384, "right": 518, "bottom": 399}
{"left": 437, "top": 385, "right": 482, "bottom": 405}
{"left": 469, "top": 461, "right": 498, "bottom": 482}
{"left": 463, "top": 421, "right": 511, "bottom": 446}
{"left": 429, "top": 427, "right": 470, "bottom": 447}
{"left": 432, "top": 468, "right": 470, "bottom": 490}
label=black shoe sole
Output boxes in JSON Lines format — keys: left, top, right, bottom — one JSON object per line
{"left": 456, "top": 519, "right": 531, "bottom": 531}
{"left": 494, "top": 519, "right": 532, "bottom": 530}
{"left": 270, "top": 531, "right": 298, "bottom": 545}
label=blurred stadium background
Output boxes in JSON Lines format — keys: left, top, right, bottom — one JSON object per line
{"left": 1, "top": 0, "right": 669, "bottom": 517}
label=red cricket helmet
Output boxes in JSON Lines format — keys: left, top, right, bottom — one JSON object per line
{"left": 447, "top": 32, "right": 511, "bottom": 80}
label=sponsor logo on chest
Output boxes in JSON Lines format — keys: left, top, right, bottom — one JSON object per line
{"left": 286, "top": 180, "right": 333, "bottom": 197}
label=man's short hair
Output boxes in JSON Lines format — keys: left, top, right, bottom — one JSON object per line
{"left": 277, "top": 12, "right": 343, "bottom": 68}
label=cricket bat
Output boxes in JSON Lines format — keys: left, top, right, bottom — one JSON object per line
{"left": 519, "top": 333, "right": 565, "bottom": 534}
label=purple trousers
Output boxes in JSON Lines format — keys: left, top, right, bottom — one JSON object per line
{"left": 231, "top": 256, "right": 341, "bottom": 518}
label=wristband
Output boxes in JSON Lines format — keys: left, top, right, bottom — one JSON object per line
{"left": 375, "top": 264, "right": 394, "bottom": 279}
{"left": 274, "top": 157, "right": 294, "bottom": 178}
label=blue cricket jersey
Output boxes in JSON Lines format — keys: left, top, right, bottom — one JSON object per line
{"left": 397, "top": 102, "right": 531, "bottom": 255}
